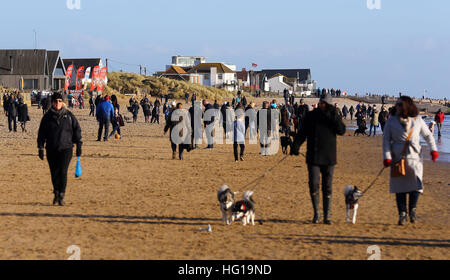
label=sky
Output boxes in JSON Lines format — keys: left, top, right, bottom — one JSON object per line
{"left": 1, "top": 0, "right": 449, "bottom": 98}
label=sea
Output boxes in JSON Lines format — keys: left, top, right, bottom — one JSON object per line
{"left": 345, "top": 116, "right": 450, "bottom": 163}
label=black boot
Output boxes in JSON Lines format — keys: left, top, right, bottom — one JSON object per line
{"left": 53, "top": 191, "right": 59, "bottom": 206}
{"left": 58, "top": 192, "right": 65, "bottom": 206}
{"left": 410, "top": 208, "right": 417, "bottom": 223}
{"left": 398, "top": 212, "right": 407, "bottom": 225}
{"left": 323, "top": 194, "right": 332, "bottom": 225}
{"left": 310, "top": 192, "right": 320, "bottom": 224}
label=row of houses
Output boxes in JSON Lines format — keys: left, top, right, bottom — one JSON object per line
{"left": 0, "top": 50, "right": 316, "bottom": 95}
{"left": 158, "top": 55, "right": 316, "bottom": 95}
{"left": 0, "top": 49, "right": 102, "bottom": 91}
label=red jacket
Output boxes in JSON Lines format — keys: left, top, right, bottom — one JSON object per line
{"left": 435, "top": 112, "right": 445, "bottom": 124}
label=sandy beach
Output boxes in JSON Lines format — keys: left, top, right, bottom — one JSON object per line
{"left": 0, "top": 97, "right": 448, "bottom": 260}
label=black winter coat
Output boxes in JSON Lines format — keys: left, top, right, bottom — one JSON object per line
{"left": 37, "top": 108, "right": 82, "bottom": 152}
{"left": 7, "top": 98, "right": 18, "bottom": 117}
{"left": 18, "top": 103, "right": 29, "bottom": 122}
{"left": 292, "top": 105, "right": 346, "bottom": 166}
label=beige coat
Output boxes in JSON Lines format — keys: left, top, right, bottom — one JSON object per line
{"left": 382, "top": 116, "right": 437, "bottom": 194}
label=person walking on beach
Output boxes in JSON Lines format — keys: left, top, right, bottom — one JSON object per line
{"left": 7, "top": 94, "right": 18, "bottom": 132}
{"left": 164, "top": 103, "right": 189, "bottom": 160}
{"left": 342, "top": 105, "right": 348, "bottom": 120}
{"left": 349, "top": 105, "right": 355, "bottom": 121}
{"left": 37, "top": 92, "right": 82, "bottom": 206}
{"left": 378, "top": 106, "right": 389, "bottom": 133}
{"left": 89, "top": 95, "right": 95, "bottom": 117}
{"left": 96, "top": 95, "right": 114, "bottom": 141}
{"left": 132, "top": 100, "right": 139, "bottom": 123}
{"left": 368, "top": 106, "right": 380, "bottom": 137}
{"left": 17, "top": 98, "right": 29, "bottom": 132}
{"left": 382, "top": 96, "right": 438, "bottom": 225}
{"left": 233, "top": 110, "right": 246, "bottom": 162}
{"left": 291, "top": 94, "right": 346, "bottom": 224}
{"left": 434, "top": 109, "right": 445, "bottom": 137}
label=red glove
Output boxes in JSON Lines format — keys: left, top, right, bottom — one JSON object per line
{"left": 383, "top": 159, "right": 391, "bottom": 168}
{"left": 431, "top": 151, "right": 439, "bottom": 163}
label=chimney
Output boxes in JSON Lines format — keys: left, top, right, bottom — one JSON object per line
{"left": 10, "top": 56, "right": 14, "bottom": 74}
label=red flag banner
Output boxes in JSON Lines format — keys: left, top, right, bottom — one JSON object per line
{"left": 75, "top": 66, "right": 85, "bottom": 91}
{"left": 251, "top": 63, "right": 258, "bottom": 68}
{"left": 64, "top": 65, "right": 74, "bottom": 91}
{"left": 97, "top": 67, "right": 108, "bottom": 92}
{"left": 90, "top": 66, "right": 100, "bottom": 91}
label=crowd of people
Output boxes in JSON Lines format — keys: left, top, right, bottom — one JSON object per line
{"left": 0, "top": 89, "right": 445, "bottom": 227}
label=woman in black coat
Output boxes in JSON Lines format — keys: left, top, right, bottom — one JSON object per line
{"left": 37, "top": 93, "right": 82, "bottom": 206}
{"left": 291, "top": 94, "right": 346, "bottom": 224}
{"left": 17, "top": 98, "right": 29, "bottom": 132}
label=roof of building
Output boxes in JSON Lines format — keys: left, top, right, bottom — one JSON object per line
{"left": 63, "top": 58, "right": 102, "bottom": 70}
{"left": 47, "top": 50, "right": 66, "bottom": 76}
{"left": 0, "top": 49, "right": 48, "bottom": 75}
{"left": 164, "top": 65, "right": 187, "bottom": 74}
{"left": 261, "top": 69, "right": 311, "bottom": 81}
{"left": 187, "top": 63, "right": 234, "bottom": 74}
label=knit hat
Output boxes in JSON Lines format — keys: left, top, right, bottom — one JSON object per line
{"left": 320, "top": 94, "right": 332, "bottom": 105}
{"left": 105, "top": 95, "right": 111, "bottom": 101}
{"left": 51, "top": 92, "right": 63, "bottom": 102}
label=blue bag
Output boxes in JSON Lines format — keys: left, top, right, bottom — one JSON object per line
{"left": 75, "top": 157, "right": 82, "bottom": 178}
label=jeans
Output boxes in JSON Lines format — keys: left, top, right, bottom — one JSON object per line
{"left": 109, "top": 124, "right": 121, "bottom": 138}
{"left": 369, "top": 124, "right": 378, "bottom": 136}
{"left": 233, "top": 143, "right": 245, "bottom": 161}
{"left": 98, "top": 119, "right": 110, "bottom": 140}
{"left": 47, "top": 149, "right": 73, "bottom": 195}
{"left": 396, "top": 191, "right": 421, "bottom": 215}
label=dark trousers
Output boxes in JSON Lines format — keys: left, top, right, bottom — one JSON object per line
{"left": 98, "top": 119, "right": 110, "bottom": 140}
{"left": 8, "top": 115, "right": 17, "bottom": 132}
{"left": 171, "top": 142, "right": 184, "bottom": 158}
{"left": 437, "top": 123, "right": 442, "bottom": 136}
{"left": 307, "top": 164, "right": 335, "bottom": 201}
{"left": 233, "top": 143, "right": 245, "bottom": 160}
{"left": 47, "top": 149, "right": 73, "bottom": 195}
{"left": 89, "top": 105, "right": 95, "bottom": 116}
{"left": 396, "top": 191, "right": 420, "bottom": 215}
{"left": 151, "top": 114, "right": 160, "bottom": 124}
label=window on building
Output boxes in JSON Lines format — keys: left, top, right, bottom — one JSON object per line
{"left": 204, "top": 74, "right": 209, "bottom": 80}
{"left": 23, "top": 79, "right": 39, "bottom": 90}
{"left": 218, "top": 74, "right": 223, "bottom": 80}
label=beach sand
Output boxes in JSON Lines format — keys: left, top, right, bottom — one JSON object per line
{"left": 0, "top": 98, "right": 448, "bottom": 260}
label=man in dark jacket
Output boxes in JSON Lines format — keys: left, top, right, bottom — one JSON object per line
{"left": 7, "top": 95, "right": 18, "bottom": 132}
{"left": 291, "top": 94, "right": 346, "bottom": 224}
{"left": 296, "top": 99, "right": 309, "bottom": 132}
{"left": 96, "top": 96, "right": 114, "bottom": 141}
{"left": 37, "top": 92, "right": 82, "bottom": 206}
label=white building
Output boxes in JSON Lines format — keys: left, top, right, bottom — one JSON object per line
{"left": 187, "top": 63, "right": 237, "bottom": 91}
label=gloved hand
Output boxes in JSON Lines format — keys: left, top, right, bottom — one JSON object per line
{"left": 431, "top": 151, "right": 439, "bottom": 163}
{"left": 383, "top": 159, "right": 391, "bottom": 168}
{"left": 76, "top": 143, "right": 82, "bottom": 157}
{"left": 38, "top": 149, "right": 44, "bottom": 161}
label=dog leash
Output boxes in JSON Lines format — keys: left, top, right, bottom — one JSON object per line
{"left": 361, "top": 167, "right": 387, "bottom": 195}
{"left": 240, "top": 152, "right": 306, "bottom": 191}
